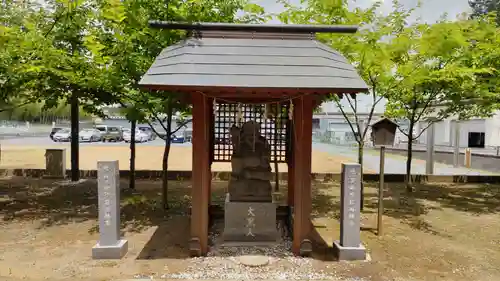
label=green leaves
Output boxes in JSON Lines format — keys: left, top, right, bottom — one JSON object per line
{"left": 383, "top": 15, "right": 499, "bottom": 128}
{"left": 469, "top": 0, "right": 500, "bottom": 26}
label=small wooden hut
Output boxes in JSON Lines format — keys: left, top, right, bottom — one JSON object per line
{"left": 371, "top": 117, "right": 398, "bottom": 146}
{"left": 139, "top": 22, "right": 369, "bottom": 256}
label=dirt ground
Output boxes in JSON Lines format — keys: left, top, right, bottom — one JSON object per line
{"left": 0, "top": 177, "right": 499, "bottom": 281}
{"left": 0, "top": 145, "right": 365, "bottom": 173}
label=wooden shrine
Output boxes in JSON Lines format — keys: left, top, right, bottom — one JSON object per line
{"left": 371, "top": 117, "right": 398, "bottom": 146}
{"left": 139, "top": 22, "right": 369, "bottom": 256}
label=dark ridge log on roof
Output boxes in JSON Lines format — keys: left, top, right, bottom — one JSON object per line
{"left": 139, "top": 22, "right": 369, "bottom": 98}
{"left": 148, "top": 21, "right": 359, "bottom": 34}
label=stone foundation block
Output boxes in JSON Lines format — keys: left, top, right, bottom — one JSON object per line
{"left": 92, "top": 239, "right": 128, "bottom": 259}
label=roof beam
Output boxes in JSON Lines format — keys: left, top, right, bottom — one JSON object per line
{"left": 149, "top": 21, "right": 359, "bottom": 34}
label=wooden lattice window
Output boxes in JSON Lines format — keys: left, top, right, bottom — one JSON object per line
{"left": 212, "top": 103, "right": 290, "bottom": 163}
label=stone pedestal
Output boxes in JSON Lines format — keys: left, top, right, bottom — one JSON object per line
{"left": 332, "top": 163, "right": 366, "bottom": 261}
{"left": 333, "top": 241, "right": 366, "bottom": 260}
{"left": 92, "top": 161, "right": 128, "bottom": 259}
{"left": 223, "top": 195, "right": 278, "bottom": 244}
{"left": 92, "top": 240, "right": 128, "bottom": 259}
{"left": 44, "top": 149, "right": 66, "bottom": 179}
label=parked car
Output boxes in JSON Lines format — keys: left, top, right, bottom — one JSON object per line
{"left": 138, "top": 126, "right": 156, "bottom": 141}
{"left": 95, "top": 125, "right": 122, "bottom": 142}
{"left": 122, "top": 128, "right": 131, "bottom": 142}
{"left": 79, "top": 128, "right": 101, "bottom": 142}
{"left": 183, "top": 128, "right": 192, "bottom": 142}
{"left": 49, "top": 127, "right": 64, "bottom": 140}
{"left": 171, "top": 134, "right": 185, "bottom": 143}
{"left": 52, "top": 128, "right": 71, "bottom": 142}
{"left": 123, "top": 129, "right": 149, "bottom": 143}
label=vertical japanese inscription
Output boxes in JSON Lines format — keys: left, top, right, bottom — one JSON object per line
{"left": 340, "top": 163, "right": 361, "bottom": 248}
{"left": 246, "top": 206, "right": 256, "bottom": 237}
{"left": 97, "top": 161, "right": 120, "bottom": 246}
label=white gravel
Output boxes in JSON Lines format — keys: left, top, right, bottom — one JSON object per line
{"left": 156, "top": 222, "right": 360, "bottom": 280}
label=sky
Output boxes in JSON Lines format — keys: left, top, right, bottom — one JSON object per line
{"left": 252, "top": 0, "right": 473, "bottom": 113}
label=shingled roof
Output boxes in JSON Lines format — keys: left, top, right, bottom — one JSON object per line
{"left": 139, "top": 30, "right": 368, "bottom": 94}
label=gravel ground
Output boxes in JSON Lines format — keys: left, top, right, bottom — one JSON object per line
{"left": 158, "top": 221, "right": 353, "bottom": 281}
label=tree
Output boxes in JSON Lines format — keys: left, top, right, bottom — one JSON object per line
{"left": 96, "top": 0, "right": 266, "bottom": 209}
{"left": 37, "top": 0, "right": 123, "bottom": 180}
{"left": 0, "top": 1, "right": 59, "bottom": 112}
{"left": 469, "top": 0, "right": 500, "bottom": 25}
{"left": 279, "top": 0, "right": 417, "bottom": 207}
{"left": 384, "top": 18, "right": 498, "bottom": 190}
{"left": 328, "top": 2, "right": 419, "bottom": 207}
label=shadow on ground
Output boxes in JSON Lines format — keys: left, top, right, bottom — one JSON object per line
{"left": 361, "top": 182, "right": 500, "bottom": 237}
{"left": 135, "top": 181, "right": 227, "bottom": 260}
{"left": 0, "top": 177, "right": 98, "bottom": 226}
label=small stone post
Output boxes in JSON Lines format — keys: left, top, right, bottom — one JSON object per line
{"left": 464, "top": 148, "right": 472, "bottom": 168}
{"left": 333, "top": 163, "right": 366, "bottom": 261}
{"left": 92, "top": 160, "right": 128, "bottom": 259}
{"left": 453, "top": 121, "right": 460, "bottom": 167}
{"left": 426, "top": 123, "right": 435, "bottom": 175}
{"left": 44, "top": 149, "right": 66, "bottom": 179}
{"left": 377, "top": 146, "right": 385, "bottom": 236}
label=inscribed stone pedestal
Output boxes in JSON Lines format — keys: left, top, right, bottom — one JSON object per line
{"left": 92, "top": 160, "right": 128, "bottom": 259}
{"left": 223, "top": 199, "right": 278, "bottom": 244}
{"left": 333, "top": 163, "right": 366, "bottom": 261}
{"left": 44, "top": 149, "right": 66, "bottom": 179}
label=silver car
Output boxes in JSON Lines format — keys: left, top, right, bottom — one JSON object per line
{"left": 52, "top": 128, "right": 71, "bottom": 142}
{"left": 79, "top": 128, "right": 101, "bottom": 142}
{"left": 138, "top": 126, "right": 155, "bottom": 141}
{"left": 123, "top": 129, "right": 149, "bottom": 143}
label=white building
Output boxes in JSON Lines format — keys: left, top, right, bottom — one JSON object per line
{"left": 416, "top": 112, "right": 500, "bottom": 148}
{"left": 313, "top": 111, "right": 385, "bottom": 144}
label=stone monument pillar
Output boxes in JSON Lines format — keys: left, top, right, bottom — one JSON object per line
{"left": 333, "top": 163, "right": 367, "bottom": 260}
{"left": 44, "top": 149, "right": 66, "bottom": 179}
{"left": 92, "top": 160, "right": 128, "bottom": 259}
{"left": 223, "top": 121, "right": 278, "bottom": 244}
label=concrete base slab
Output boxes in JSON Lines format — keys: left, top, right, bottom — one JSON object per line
{"left": 42, "top": 175, "right": 66, "bottom": 179}
{"left": 220, "top": 240, "right": 279, "bottom": 248}
{"left": 92, "top": 239, "right": 128, "bottom": 259}
{"left": 333, "top": 240, "right": 366, "bottom": 261}
{"left": 238, "top": 255, "right": 270, "bottom": 267}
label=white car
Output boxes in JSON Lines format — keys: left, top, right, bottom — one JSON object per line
{"left": 123, "top": 129, "right": 149, "bottom": 143}
{"left": 138, "top": 126, "right": 156, "bottom": 141}
{"left": 79, "top": 128, "right": 101, "bottom": 142}
{"left": 52, "top": 128, "right": 71, "bottom": 142}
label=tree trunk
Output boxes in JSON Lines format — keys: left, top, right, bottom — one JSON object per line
{"left": 358, "top": 142, "right": 364, "bottom": 211}
{"left": 70, "top": 93, "right": 79, "bottom": 182}
{"left": 162, "top": 139, "right": 171, "bottom": 210}
{"left": 129, "top": 119, "right": 136, "bottom": 189}
{"left": 406, "top": 123, "right": 414, "bottom": 192}
{"left": 162, "top": 100, "right": 174, "bottom": 210}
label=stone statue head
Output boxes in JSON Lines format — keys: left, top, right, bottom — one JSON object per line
{"left": 241, "top": 121, "right": 260, "bottom": 136}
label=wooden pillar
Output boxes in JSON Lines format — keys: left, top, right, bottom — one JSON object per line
{"left": 287, "top": 121, "right": 295, "bottom": 207}
{"left": 292, "top": 95, "right": 313, "bottom": 256}
{"left": 287, "top": 161, "right": 295, "bottom": 206}
{"left": 207, "top": 97, "right": 214, "bottom": 206}
{"left": 190, "top": 93, "right": 211, "bottom": 256}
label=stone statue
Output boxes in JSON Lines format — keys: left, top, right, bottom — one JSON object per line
{"left": 228, "top": 121, "right": 273, "bottom": 202}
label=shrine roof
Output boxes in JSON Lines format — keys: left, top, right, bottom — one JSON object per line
{"left": 139, "top": 23, "right": 369, "bottom": 96}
